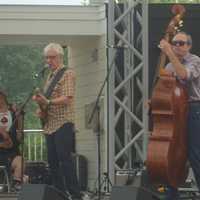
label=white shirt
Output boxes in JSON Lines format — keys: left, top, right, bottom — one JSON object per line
{"left": 0, "top": 110, "right": 12, "bottom": 131}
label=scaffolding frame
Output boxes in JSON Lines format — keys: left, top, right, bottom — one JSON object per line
{"left": 107, "top": 0, "right": 149, "bottom": 183}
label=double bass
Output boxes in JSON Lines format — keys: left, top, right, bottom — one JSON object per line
{"left": 146, "top": 5, "right": 188, "bottom": 188}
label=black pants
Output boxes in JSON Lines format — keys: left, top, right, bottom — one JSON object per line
{"left": 188, "top": 103, "right": 200, "bottom": 190}
{"left": 0, "top": 151, "right": 19, "bottom": 182}
{"left": 166, "top": 103, "right": 200, "bottom": 200}
{"left": 46, "top": 123, "right": 81, "bottom": 196}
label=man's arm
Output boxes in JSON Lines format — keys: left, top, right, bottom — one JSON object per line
{"left": 159, "top": 39, "right": 188, "bottom": 79}
{"left": 32, "top": 69, "right": 75, "bottom": 107}
{"left": 0, "top": 128, "right": 13, "bottom": 149}
{"left": 32, "top": 91, "right": 72, "bottom": 106}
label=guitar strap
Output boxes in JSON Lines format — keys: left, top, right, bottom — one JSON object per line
{"left": 44, "top": 67, "right": 67, "bottom": 98}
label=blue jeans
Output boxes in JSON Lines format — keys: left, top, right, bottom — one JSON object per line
{"left": 46, "top": 123, "right": 81, "bottom": 197}
{"left": 188, "top": 103, "right": 200, "bottom": 190}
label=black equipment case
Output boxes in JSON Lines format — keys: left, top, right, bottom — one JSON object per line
{"left": 72, "top": 153, "right": 88, "bottom": 191}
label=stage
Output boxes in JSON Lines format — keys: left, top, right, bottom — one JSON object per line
{"left": 0, "top": 193, "right": 18, "bottom": 200}
{"left": 0, "top": 191, "right": 111, "bottom": 200}
{"left": 0, "top": 187, "right": 200, "bottom": 200}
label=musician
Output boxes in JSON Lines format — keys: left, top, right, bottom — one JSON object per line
{"left": 32, "top": 43, "right": 82, "bottom": 200}
{"left": 159, "top": 32, "right": 200, "bottom": 199}
{"left": 0, "top": 90, "right": 24, "bottom": 191}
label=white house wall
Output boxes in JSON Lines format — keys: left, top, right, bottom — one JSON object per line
{"left": 68, "top": 35, "right": 107, "bottom": 191}
{"left": 0, "top": 5, "right": 106, "bottom": 44}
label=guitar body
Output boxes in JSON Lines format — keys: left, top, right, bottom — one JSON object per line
{"left": 35, "top": 88, "right": 48, "bottom": 127}
{"left": 38, "top": 103, "right": 48, "bottom": 127}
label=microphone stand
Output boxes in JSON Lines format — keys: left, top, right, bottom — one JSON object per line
{"left": 88, "top": 47, "right": 119, "bottom": 200}
{"left": 11, "top": 66, "right": 48, "bottom": 184}
{"left": 14, "top": 89, "right": 35, "bottom": 184}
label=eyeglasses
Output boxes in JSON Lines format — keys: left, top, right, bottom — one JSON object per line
{"left": 45, "top": 55, "right": 57, "bottom": 59}
{"left": 171, "top": 40, "right": 190, "bottom": 47}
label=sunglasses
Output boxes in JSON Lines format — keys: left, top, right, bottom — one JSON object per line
{"left": 171, "top": 40, "right": 190, "bottom": 47}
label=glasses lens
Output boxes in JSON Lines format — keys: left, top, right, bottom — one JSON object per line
{"left": 45, "top": 55, "right": 57, "bottom": 59}
{"left": 172, "top": 40, "right": 188, "bottom": 46}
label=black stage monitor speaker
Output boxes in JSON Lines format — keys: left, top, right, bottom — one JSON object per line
{"left": 18, "top": 184, "right": 68, "bottom": 200}
{"left": 110, "top": 186, "right": 160, "bottom": 200}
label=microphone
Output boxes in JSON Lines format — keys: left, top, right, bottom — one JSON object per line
{"left": 33, "top": 64, "right": 49, "bottom": 79}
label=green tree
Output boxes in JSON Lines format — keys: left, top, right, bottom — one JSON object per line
{"left": 0, "top": 45, "right": 45, "bottom": 129}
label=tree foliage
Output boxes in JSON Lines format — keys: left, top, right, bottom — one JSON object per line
{"left": 0, "top": 45, "right": 45, "bottom": 129}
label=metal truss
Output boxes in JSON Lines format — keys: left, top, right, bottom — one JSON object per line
{"left": 107, "top": 0, "right": 149, "bottom": 183}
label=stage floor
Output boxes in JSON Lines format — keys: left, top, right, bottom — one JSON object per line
{"left": 0, "top": 193, "right": 18, "bottom": 200}
{"left": 0, "top": 192, "right": 111, "bottom": 200}
{"left": 0, "top": 188, "right": 199, "bottom": 200}
{"left": 1, "top": 192, "right": 200, "bottom": 200}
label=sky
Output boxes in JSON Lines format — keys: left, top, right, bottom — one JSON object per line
{"left": 0, "top": 0, "right": 84, "bottom": 5}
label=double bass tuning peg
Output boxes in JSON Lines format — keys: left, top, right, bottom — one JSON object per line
{"left": 174, "top": 26, "right": 181, "bottom": 33}
{"left": 174, "top": 26, "right": 178, "bottom": 31}
{"left": 179, "top": 20, "right": 183, "bottom": 27}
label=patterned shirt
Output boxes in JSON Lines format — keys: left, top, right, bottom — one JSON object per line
{"left": 43, "top": 66, "right": 75, "bottom": 135}
{"left": 165, "top": 53, "right": 200, "bottom": 101}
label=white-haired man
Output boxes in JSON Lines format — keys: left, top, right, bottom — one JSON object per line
{"left": 33, "top": 43, "right": 82, "bottom": 200}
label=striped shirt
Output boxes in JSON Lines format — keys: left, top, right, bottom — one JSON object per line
{"left": 43, "top": 66, "right": 75, "bottom": 135}
{"left": 165, "top": 53, "right": 200, "bottom": 101}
